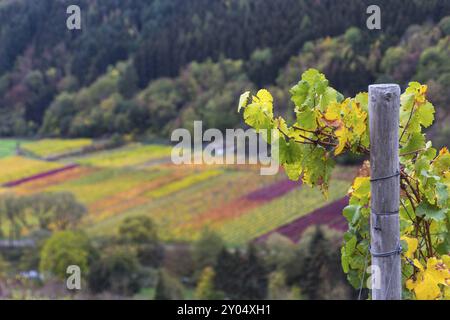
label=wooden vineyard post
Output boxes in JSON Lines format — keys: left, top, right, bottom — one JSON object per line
{"left": 368, "top": 84, "right": 402, "bottom": 300}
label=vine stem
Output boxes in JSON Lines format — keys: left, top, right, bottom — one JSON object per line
{"left": 399, "top": 101, "right": 416, "bottom": 144}
{"left": 400, "top": 148, "right": 425, "bottom": 157}
{"left": 401, "top": 171, "right": 421, "bottom": 203}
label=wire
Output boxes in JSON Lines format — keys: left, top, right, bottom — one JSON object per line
{"left": 370, "top": 171, "right": 400, "bottom": 182}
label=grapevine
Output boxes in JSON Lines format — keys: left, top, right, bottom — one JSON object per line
{"left": 238, "top": 69, "right": 450, "bottom": 300}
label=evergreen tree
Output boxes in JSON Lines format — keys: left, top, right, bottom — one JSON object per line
{"left": 214, "top": 246, "right": 268, "bottom": 300}
{"left": 284, "top": 226, "right": 354, "bottom": 300}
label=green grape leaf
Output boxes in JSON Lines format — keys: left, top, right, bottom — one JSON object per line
{"left": 343, "top": 205, "right": 362, "bottom": 226}
{"left": 301, "top": 146, "right": 334, "bottom": 193}
{"left": 416, "top": 201, "right": 448, "bottom": 221}
{"left": 415, "top": 156, "right": 430, "bottom": 176}
{"left": 354, "top": 92, "right": 369, "bottom": 112}
{"left": 284, "top": 163, "right": 303, "bottom": 180}
{"left": 341, "top": 246, "right": 350, "bottom": 273}
{"left": 296, "top": 108, "right": 317, "bottom": 131}
{"left": 290, "top": 69, "right": 331, "bottom": 109}
{"left": 400, "top": 132, "right": 425, "bottom": 156}
{"left": 349, "top": 253, "right": 365, "bottom": 270}
{"left": 290, "top": 81, "right": 309, "bottom": 107}
{"left": 243, "top": 103, "right": 272, "bottom": 131}
{"left": 347, "top": 270, "right": 362, "bottom": 289}
{"left": 420, "top": 169, "right": 441, "bottom": 181}
{"left": 400, "top": 92, "right": 415, "bottom": 114}
{"left": 416, "top": 102, "right": 435, "bottom": 128}
{"left": 319, "top": 87, "right": 338, "bottom": 110}
{"left": 436, "top": 234, "right": 450, "bottom": 255}
{"left": 278, "top": 138, "right": 303, "bottom": 165}
{"left": 436, "top": 183, "right": 448, "bottom": 208}
{"left": 345, "top": 235, "right": 357, "bottom": 256}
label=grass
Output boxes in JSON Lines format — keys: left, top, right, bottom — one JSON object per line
{"left": 0, "top": 156, "right": 62, "bottom": 185}
{"left": 72, "top": 143, "right": 173, "bottom": 168}
{"left": 22, "top": 139, "right": 92, "bottom": 158}
{"left": 134, "top": 287, "right": 195, "bottom": 300}
{"left": 0, "top": 139, "right": 20, "bottom": 158}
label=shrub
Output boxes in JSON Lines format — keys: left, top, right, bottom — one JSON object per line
{"left": 439, "top": 16, "right": 450, "bottom": 35}
{"left": 192, "top": 229, "right": 225, "bottom": 272}
{"left": 154, "top": 269, "right": 184, "bottom": 300}
{"left": 118, "top": 216, "right": 163, "bottom": 268}
{"left": 118, "top": 215, "right": 158, "bottom": 244}
{"left": 344, "top": 27, "right": 363, "bottom": 47}
{"left": 195, "top": 267, "right": 224, "bottom": 300}
{"left": 87, "top": 246, "right": 142, "bottom": 296}
{"left": 267, "top": 271, "right": 303, "bottom": 300}
{"left": 261, "top": 233, "right": 296, "bottom": 271}
{"left": 39, "top": 231, "right": 93, "bottom": 280}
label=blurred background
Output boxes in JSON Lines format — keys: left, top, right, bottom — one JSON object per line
{"left": 0, "top": 0, "right": 449, "bottom": 299}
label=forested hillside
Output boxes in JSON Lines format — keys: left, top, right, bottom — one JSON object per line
{"left": 0, "top": 0, "right": 449, "bottom": 144}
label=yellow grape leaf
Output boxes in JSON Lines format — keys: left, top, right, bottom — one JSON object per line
{"left": 406, "top": 257, "right": 450, "bottom": 300}
{"left": 406, "top": 279, "right": 415, "bottom": 290}
{"left": 413, "top": 272, "right": 442, "bottom": 300}
{"left": 275, "top": 117, "right": 288, "bottom": 133}
{"left": 433, "top": 147, "right": 450, "bottom": 175}
{"left": 334, "top": 126, "right": 348, "bottom": 155}
{"left": 438, "top": 147, "right": 449, "bottom": 157}
{"left": 444, "top": 171, "right": 450, "bottom": 184}
{"left": 255, "top": 89, "right": 273, "bottom": 104}
{"left": 324, "top": 102, "right": 341, "bottom": 121}
{"left": 354, "top": 122, "right": 366, "bottom": 137}
{"left": 419, "top": 84, "right": 427, "bottom": 95}
{"left": 349, "top": 177, "right": 370, "bottom": 199}
{"left": 444, "top": 286, "right": 450, "bottom": 300}
{"left": 415, "top": 84, "right": 427, "bottom": 104}
{"left": 401, "top": 236, "right": 418, "bottom": 259}
{"left": 352, "top": 103, "right": 367, "bottom": 136}
{"left": 287, "top": 127, "right": 305, "bottom": 142}
{"left": 413, "top": 258, "right": 424, "bottom": 271}
{"left": 426, "top": 257, "right": 450, "bottom": 286}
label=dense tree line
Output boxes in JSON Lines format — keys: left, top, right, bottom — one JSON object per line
{"left": 0, "top": 0, "right": 449, "bottom": 140}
